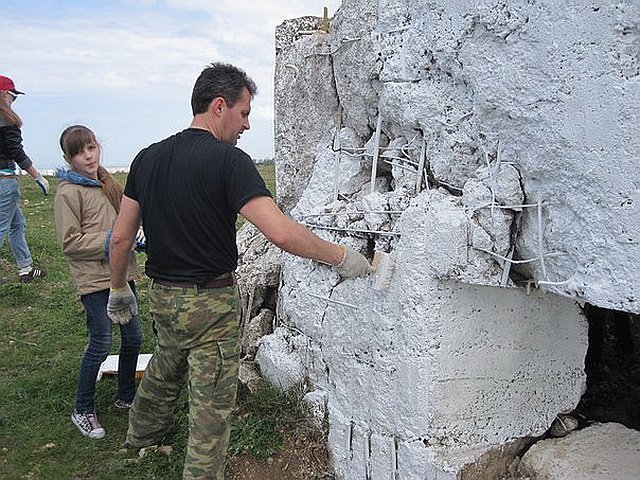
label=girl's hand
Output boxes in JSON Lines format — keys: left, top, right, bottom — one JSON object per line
{"left": 35, "top": 174, "right": 49, "bottom": 195}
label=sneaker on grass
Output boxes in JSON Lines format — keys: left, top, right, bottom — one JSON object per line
{"left": 114, "top": 398, "right": 133, "bottom": 409}
{"left": 18, "top": 266, "right": 46, "bottom": 283}
{"left": 71, "top": 410, "right": 105, "bottom": 439}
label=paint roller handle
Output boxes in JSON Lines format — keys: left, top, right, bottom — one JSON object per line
{"left": 335, "top": 246, "right": 373, "bottom": 279}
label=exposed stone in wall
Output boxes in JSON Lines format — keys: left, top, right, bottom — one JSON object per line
{"left": 273, "top": 193, "right": 586, "bottom": 478}
{"left": 274, "top": 17, "right": 340, "bottom": 214}
{"left": 308, "top": 0, "right": 639, "bottom": 311}
{"left": 260, "top": 0, "right": 638, "bottom": 478}
{"left": 235, "top": 222, "right": 281, "bottom": 323}
{"left": 518, "top": 422, "right": 640, "bottom": 479}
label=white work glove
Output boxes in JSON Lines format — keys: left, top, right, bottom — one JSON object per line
{"left": 133, "top": 227, "right": 146, "bottom": 252}
{"left": 335, "top": 246, "right": 373, "bottom": 279}
{"left": 107, "top": 284, "right": 138, "bottom": 325}
{"left": 35, "top": 174, "right": 49, "bottom": 195}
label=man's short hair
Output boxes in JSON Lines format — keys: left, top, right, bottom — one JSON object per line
{"left": 191, "top": 62, "right": 258, "bottom": 115}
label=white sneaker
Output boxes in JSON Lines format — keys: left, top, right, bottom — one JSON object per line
{"left": 71, "top": 410, "right": 106, "bottom": 439}
{"left": 114, "top": 398, "right": 132, "bottom": 409}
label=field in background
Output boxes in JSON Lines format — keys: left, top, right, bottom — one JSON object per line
{"left": 0, "top": 166, "right": 322, "bottom": 480}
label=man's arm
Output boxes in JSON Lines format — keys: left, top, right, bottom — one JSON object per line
{"left": 240, "top": 196, "right": 350, "bottom": 266}
{"left": 109, "top": 195, "right": 141, "bottom": 288}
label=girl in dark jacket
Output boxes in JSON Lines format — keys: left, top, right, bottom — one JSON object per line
{"left": 0, "top": 74, "right": 48, "bottom": 282}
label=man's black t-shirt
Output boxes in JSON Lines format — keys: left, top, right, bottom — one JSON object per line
{"left": 124, "top": 128, "right": 271, "bottom": 284}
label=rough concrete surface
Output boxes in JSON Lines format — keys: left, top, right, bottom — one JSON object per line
{"left": 519, "top": 422, "right": 640, "bottom": 479}
{"left": 259, "top": 0, "right": 639, "bottom": 478}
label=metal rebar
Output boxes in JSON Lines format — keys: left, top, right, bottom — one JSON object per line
{"left": 333, "top": 128, "right": 341, "bottom": 202}
{"left": 299, "top": 210, "right": 405, "bottom": 218}
{"left": 382, "top": 159, "right": 417, "bottom": 173}
{"left": 416, "top": 135, "right": 427, "bottom": 193}
{"left": 499, "top": 247, "right": 515, "bottom": 287}
{"left": 370, "top": 109, "right": 383, "bottom": 194}
{"left": 400, "top": 131, "right": 421, "bottom": 159}
{"left": 302, "top": 290, "right": 358, "bottom": 309}
{"left": 380, "top": 153, "right": 419, "bottom": 166}
{"left": 537, "top": 276, "right": 574, "bottom": 287}
{"left": 537, "top": 199, "right": 548, "bottom": 279}
{"left": 302, "top": 222, "right": 401, "bottom": 237}
{"left": 473, "top": 247, "right": 541, "bottom": 264}
{"left": 469, "top": 202, "right": 539, "bottom": 212}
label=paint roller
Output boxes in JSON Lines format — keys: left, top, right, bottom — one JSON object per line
{"left": 371, "top": 250, "right": 396, "bottom": 290}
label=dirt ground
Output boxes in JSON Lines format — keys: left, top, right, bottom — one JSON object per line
{"left": 226, "top": 428, "right": 334, "bottom": 480}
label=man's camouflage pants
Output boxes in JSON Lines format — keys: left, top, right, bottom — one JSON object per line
{"left": 126, "top": 279, "right": 241, "bottom": 480}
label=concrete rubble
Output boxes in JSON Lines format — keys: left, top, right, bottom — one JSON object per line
{"left": 236, "top": 0, "right": 639, "bottom": 478}
{"left": 518, "top": 422, "right": 640, "bottom": 479}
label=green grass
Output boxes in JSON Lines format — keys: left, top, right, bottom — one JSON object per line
{"left": 229, "top": 382, "right": 311, "bottom": 461}
{"left": 0, "top": 165, "right": 309, "bottom": 480}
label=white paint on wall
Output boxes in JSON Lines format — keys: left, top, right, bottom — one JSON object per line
{"left": 266, "top": 0, "right": 638, "bottom": 477}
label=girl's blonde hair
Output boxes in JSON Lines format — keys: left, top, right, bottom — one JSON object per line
{"left": 60, "top": 125, "right": 124, "bottom": 213}
{"left": 0, "top": 92, "right": 22, "bottom": 126}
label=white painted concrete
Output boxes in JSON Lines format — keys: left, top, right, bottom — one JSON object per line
{"left": 266, "top": 0, "right": 638, "bottom": 477}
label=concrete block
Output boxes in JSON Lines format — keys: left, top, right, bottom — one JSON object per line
{"left": 519, "top": 422, "right": 640, "bottom": 480}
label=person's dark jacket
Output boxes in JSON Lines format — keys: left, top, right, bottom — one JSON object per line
{"left": 0, "top": 117, "right": 33, "bottom": 171}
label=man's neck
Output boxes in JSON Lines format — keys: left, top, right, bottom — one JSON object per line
{"left": 189, "top": 113, "right": 220, "bottom": 139}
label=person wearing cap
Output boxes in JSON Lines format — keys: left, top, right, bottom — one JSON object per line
{"left": 0, "top": 75, "right": 48, "bottom": 282}
{"left": 107, "top": 62, "right": 372, "bottom": 479}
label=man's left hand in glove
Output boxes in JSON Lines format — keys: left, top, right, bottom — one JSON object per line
{"left": 107, "top": 283, "right": 138, "bottom": 325}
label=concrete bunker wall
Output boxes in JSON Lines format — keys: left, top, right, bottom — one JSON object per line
{"left": 259, "top": 1, "right": 638, "bottom": 478}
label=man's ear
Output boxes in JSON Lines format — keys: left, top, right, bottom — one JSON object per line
{"left": 210, "top": 97, "right": 225, "bottom": 116}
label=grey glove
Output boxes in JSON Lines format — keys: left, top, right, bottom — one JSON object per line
{"left": 35, "top": 174, "right": 49, "bottom": 195}
{"left": 107, "top": 284, "right": 138, "bottom": 325}
{"left": 335, "top": 247, "right": 372, "bottom": 278}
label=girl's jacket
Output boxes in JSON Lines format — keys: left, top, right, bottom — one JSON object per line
{"left": 54, "top": 169, "right": 137, "bottom": 296}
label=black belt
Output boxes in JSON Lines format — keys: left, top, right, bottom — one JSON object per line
{"left": 152, "top": 273, "right": 234, "bottom": 289}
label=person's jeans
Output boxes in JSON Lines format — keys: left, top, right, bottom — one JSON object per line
{"left": 0, "top": 178, "right": 33, "bottom": 270}
{"left": 75, "top": 283, "right": 142, "bottom": 413}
